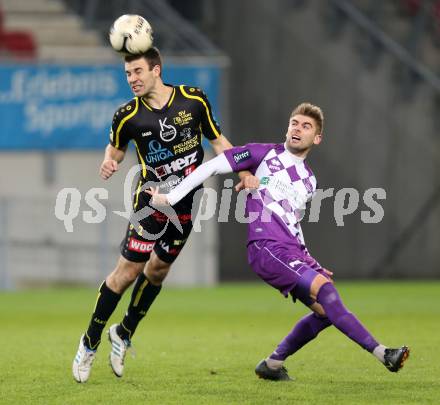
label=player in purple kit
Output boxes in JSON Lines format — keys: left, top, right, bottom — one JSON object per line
{"left": 148, "top": 102, "right": 410, "bottom": 380}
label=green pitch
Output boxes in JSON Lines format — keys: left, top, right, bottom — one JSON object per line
{"left": 1, "top": 282, "right": 439, "bottom": 405}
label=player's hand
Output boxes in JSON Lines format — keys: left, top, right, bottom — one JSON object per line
{"left": 100, "top": 159, "right": 119, "bottom": 180}
{"left": 234, "top": 175, "right": 260, "bottom": 192}
{"left": 323, "top": 268, "right": 334, "bottom": 283}
{"left": 146, "top": 186, "right": 170, "bottom": 206}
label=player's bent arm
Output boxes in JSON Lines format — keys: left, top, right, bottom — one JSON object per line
{"left": 209, "top": 135, "right": 258, "bottom": 189}
{"left": 100, "top": 144, "right": 127, "bottom": 180}
{"left": 104, "top": 144, "right": 127, "bottom": 163}
{"left": 153, "top": 154, "right": 233, "bottom": 206}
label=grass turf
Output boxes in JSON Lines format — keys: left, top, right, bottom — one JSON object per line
{"left": 1, "top": 281, "right": 439, "bottom": 404}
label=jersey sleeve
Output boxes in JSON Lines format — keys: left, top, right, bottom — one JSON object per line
{"left": 109, "top": 98, "right": 139, "bottom": 149}
{"left": 179, "top": 86, "right": 221, "bottom": 140}
{"left": 167, "top": 153, "right": 232, "bottom": 205}
{"left": 223, "top": 143, "right": 275, "bottom": 174}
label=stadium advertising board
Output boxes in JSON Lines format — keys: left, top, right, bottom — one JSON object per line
{"left": 0, "top": 64, "right": 220, "bottom": 150}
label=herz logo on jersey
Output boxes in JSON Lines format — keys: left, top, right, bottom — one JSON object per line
{"left": 155, "top": 151, "right": 197, "bottom": 179}
{"left": 159, "top": 117, "right": 177, "bottom": 142}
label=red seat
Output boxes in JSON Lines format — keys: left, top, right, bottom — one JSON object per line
{"left": 0, "top": 5, "right": 37, "bottom": 59}
{"left": 0, "top": 30, "right": 37, "bottom": 59}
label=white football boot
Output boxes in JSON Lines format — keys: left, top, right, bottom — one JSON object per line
{"left": 108, "top": 324, "right": 132, "bottom": 377}
{"left": 72, "top": 335, "right": 97, "bottom": 383}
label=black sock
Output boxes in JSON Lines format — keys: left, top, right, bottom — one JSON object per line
{"left": 117, "top": 273, "right": 162, "bottom": 341}
{"left": 84, "top": 281, "right": 121, "bottom": 350}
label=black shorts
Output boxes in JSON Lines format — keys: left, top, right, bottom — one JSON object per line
{"left": 120, "top": 189, "right": 200, "bottom": 264}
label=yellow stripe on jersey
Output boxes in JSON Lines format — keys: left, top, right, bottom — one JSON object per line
{"left": 133, "top": 139, "right": 147, "bottom": 179}
{"left": 179, "top": 85, "right": 220, "bottom": 138}
{"left": 115, "top": 97, "right": 139, "bottom": 148}
{"left": 167, "top": 87, "right": 176, "bottom": 107}
{"left": 141, "top": 88, "right": 176, "bottom": 111}
{"left": 141, "top": 97, "right": 153, "bottom": 111}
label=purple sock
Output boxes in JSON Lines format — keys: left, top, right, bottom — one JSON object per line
{"left": 317, "top": 282, "right": 379, "bottom": 352}
{"left": 270, "top": 313, "right": 331, "bottom": 361}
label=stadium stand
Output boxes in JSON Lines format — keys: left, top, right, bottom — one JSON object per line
{"left": 0, "top": 31, "right": 36, "bottom": 59}
{"left": 63, "top": 0, "right": 223, "bottom": 57}
{"left": 0, "top": 0, "right": 115, "bottom": 62}
{"left": 0, "top": 3, "right": 36, "bottom": 59}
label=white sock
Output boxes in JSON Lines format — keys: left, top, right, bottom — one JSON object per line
{"left": 373, "top": 344, "right": 387, "bottom": 363}
{"left": 266, "top": 357, "right": 284, "bottom": 370}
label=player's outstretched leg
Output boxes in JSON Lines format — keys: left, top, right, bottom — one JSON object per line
{"left": 104, "top": 248, "right": 174, "bottom": 378}
{"left": 108, "top": 266, "right": 163, "bottom": 377}
{"left": 115, "top": 272, "right": 162, "bottom": 341}
{"left": 85, "top": 281, "right": 122, "bottom": 350}
{"left": 72, "top": 281, "right": 121, "bottom": 382}
{"left": 315, "top": 281, "right": 410, "bottom": 372}
{"left": 255, "top": 312, "right": 331, "bottom": 381}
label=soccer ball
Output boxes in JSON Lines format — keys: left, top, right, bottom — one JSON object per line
{"left": 109, "top": 14, "right": 153, "bottom": 55}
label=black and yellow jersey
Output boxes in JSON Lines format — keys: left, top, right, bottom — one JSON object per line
{"left": 109, "top": 84, "right": 221, "bottom": 190}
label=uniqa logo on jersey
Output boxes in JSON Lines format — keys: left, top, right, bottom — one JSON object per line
{"left": 159, "top": 117, "right": 177, "bottom": 142}
{"left": 145, "top": 140, "right": 173, "bottom": 163}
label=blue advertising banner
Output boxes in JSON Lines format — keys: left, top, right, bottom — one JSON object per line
{"left": 0, "top": 63, "right": 220, "bottom": 150}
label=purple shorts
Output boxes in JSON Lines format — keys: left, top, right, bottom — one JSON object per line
{"left": 247, "top": 240, "right": 330, "bottom": 305}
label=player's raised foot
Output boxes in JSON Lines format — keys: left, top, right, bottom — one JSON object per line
{"left": 108, "top": 324, "right": 132, "bottom": 377}
{"left": 255, "top": 359, "right": 293, "bottom": 381}
{"left": 72, "top": 335, "right": 97, "bottom": 383}
{"left": 383, "top": 346, "right": 410, "bottom": 372}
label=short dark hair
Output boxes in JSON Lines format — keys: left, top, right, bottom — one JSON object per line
{"left": 124, "top": 47, "right": 163, "bottom": 75}
{"left": 291, "top": 102, "right": 324, "bottom": 134}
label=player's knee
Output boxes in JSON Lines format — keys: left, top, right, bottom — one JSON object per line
{"left": 146, "top": 267, "right": 170, "bottom": 285}
{"left": 315, "top": 281, "right": 340, "bottom": 306}
{"left": 310, "top": 302, "right": 327, "bottom": 317}
{"left": 310, "top": 275, "right": 333, "bottom": 301}
{"left": 145, "top": 254, "right": 171, "bottom": 285}
{"left": 108, "top": 257, "right": 145, "bottom": 293}
{"left": 120, "top": 258, "right": 145, "bottom": 279}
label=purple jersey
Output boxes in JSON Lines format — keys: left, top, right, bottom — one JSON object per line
{"left": 224, "top": 143, "right": 317, "bottom": 249}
